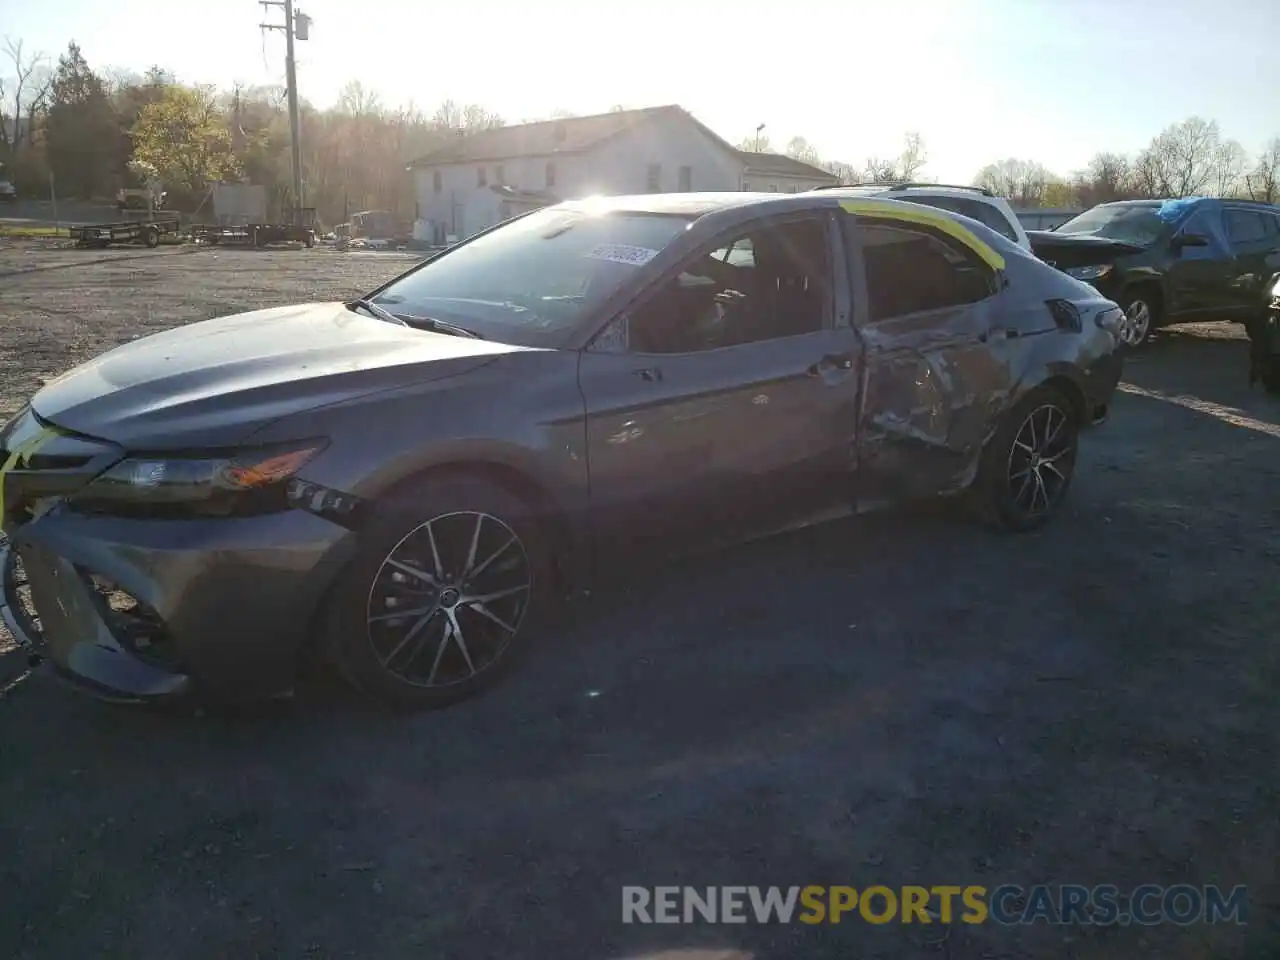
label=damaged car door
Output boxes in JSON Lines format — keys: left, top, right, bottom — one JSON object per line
{"left": 839, "top": 208, "right": 1015, "bottom": 501}
{"left": 579, "top": 211, "right": 862, "bottom": 561}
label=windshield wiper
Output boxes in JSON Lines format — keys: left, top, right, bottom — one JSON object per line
{"left": 398, "top": 315, "right": 485, "bottom": 339}
{"left": 349, "top": 297, "right": 484, "bottom": 339}
{"left": 349, "top": 298, "right": 409, "bottom": 326}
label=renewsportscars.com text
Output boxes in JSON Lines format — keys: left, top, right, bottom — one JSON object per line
{"left": 621, "top": 884, "right": 1249, "bottom": 926}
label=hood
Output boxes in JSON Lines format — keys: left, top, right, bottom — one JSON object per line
{"left": 31, "top": 301, "right": 531, "bottom": 450}
{"left": 1028, "top": 230, "right": 1147, "bottom": 269}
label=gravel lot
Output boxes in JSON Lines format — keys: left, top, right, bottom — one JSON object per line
{"left": 0, "top": 241, "right": 1277, "bottom": 960}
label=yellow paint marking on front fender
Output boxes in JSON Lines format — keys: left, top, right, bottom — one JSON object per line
{"left": 838, "top": 198, "right": 1007, "bottom": 271}
{"left": 0, "top": 426, "right": 61, "bottom": 534}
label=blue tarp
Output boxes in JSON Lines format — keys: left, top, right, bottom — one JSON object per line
{"left": 1156, "top": 197, "right": 1207, "bottom": 223}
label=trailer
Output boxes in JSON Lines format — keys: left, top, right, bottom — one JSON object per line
{"left": 191, "top": 222, "right": 315, "bottom": 248}
{"left": 72, "top": 216, "right": 182, "bottom": 249}
{"left": 191, "top": 207, "right": 317, "bottom": 249}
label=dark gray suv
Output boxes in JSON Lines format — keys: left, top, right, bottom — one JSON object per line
{"left": 1, "top": 191, "right": 1124, "bottom": 709}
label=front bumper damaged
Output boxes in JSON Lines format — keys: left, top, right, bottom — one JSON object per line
{"left": 2, "top": 505, "right": 356, "bottom": 703}
{"left": 0, "top": 408, "right": 357, "bottom": 704}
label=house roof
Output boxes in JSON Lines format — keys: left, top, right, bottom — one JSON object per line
{"left": 738, "top": 150, "right": 836, "bottom": 181}
{"left": 408, "top": 105, "right": 731, "bottom": 167}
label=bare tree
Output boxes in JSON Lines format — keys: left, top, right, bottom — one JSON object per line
{"left": 1211, "top": 138, "right": 1246, "bottom": 197}
{"left": 431, "top": 99, "right": 503, "bottom": 134}
{"left": 1244, "top": 136, "right": 1280, "bottom": 203}
{"left": 0, "top": 38, "right": 52, "bottom": 157}
{"left": 898, "top": 131, "right": 926, "bottom": 180}
{"left": 861, "top": 132, "right": 927, "bottom": 184}
{"left": 823, "top": 160, "right": 859, "bottom": 184}
{"left": 785, "top": 135, "right": 820, "bottom": 165}
{"left": 1073, "top": 151, "right": 1132, "bottom": 206}
{"left": 1136, "top": 116, "right": 1221, "bottom": 197}
{"left": 974, "top": 158, "right": 1052, "bottom": 206}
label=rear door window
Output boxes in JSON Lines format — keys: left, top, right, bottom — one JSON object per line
{"left": 852, "top": 219, "right": 996, "bottom": 322}
{"left": 1223, "top": 209, "right": 1269, "bottom": 247}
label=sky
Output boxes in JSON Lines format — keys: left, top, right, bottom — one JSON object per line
{"left": 2, "top": 0, "right": 1278, "bottom": 182}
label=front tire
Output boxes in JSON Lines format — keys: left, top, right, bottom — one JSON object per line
{"left": 324, "top": 475, "right": 551, "bottom": 710}
{"left": 1118, "top": 287, "right": 1160, "bottom": 347}
{"left": 971, "top": 385, "right": 1081, "bottom": 532}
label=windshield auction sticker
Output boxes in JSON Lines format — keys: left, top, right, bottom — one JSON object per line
{"left": 585, "top": 244, "right": 660, "bottom": 266}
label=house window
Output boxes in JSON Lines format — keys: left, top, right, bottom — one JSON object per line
{"left": 546, "top": 161, "right": 556, "bottom": 188}
{"left": 647, "top": 163, "right": 661, "bottom": 192}
{"left": 678, "top": 165, "right": 692, "bottom": 191}
{"left": 433, "top": 170, "right": 442, "bottom": 194}
{"left": 495, "top": 164, "right": 505, "bottom": 185}
{"left": 477, "top": 166, "right": 488, "bottom": 187}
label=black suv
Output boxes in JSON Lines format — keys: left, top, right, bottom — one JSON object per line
{"left": 1028, "top": 198, "right": 1280, "bottom": 346}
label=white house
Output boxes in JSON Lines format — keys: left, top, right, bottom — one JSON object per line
{"left": 407, "top": 105, "right": 838, "bottom": 243}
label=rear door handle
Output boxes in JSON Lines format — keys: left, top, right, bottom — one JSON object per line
{"left": 633, "top": 367, "right": 663, "bottom": 382}
{"left": 808, "top": 353, "right": 853, "bottom": 376}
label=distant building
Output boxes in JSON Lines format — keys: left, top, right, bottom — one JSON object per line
{"left": 407, "top": 105, "right": 837, "bottom": 243}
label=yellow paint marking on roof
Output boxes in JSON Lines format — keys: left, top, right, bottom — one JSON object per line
{"left": 837, "top": 198, "right": 1007, "bottom": 271}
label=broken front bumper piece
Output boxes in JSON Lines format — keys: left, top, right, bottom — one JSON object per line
{"left": 1, "top": 534, "right": 189, "bottom": 702}
{"left": 0, "top": 503, "right": 355, "bottom": 704}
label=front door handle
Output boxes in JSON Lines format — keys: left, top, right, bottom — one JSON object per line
{"left": 633, "top": 367, "right": 663, "bottom": 382}
{"left": 808, "top": 353, "right": 854, "bottom": 376}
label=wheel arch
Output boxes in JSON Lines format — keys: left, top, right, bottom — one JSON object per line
{"left": 365, "top": 449, "right": 584, "bottom": 592}
{"left": 1120, "top": 275, "right": 1165, "bottom": 315}
{"left": 293, "top": 451, "right": 585, "bottom": 677}
{"left": 1001, "top": 363, "right": 1089, "bottom": 433}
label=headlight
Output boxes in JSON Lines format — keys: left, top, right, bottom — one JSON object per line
{"left": 70, "top": 440, "right": 326, "bottom": 517}
{"left": 1065, "top": 264, "right": 1112, "bottom": 281}
{"left": 1094, "top": 306, "right": 1124, "bottom": 336}
{"left": 1270, "top": 276, "right": 1280, "bottom": 299}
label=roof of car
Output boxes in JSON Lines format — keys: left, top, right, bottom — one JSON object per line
{"left": 555, "top": 191, "right": 951, "bottom": 219}
{"left": 550, "top": 192, "right": 1015, "bottom": 272}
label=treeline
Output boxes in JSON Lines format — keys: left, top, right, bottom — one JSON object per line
{"left": 746, "top": 118, "right": 1280, "bottom": 208}
{"left": 0, "top": 38, "right": 501, "bottom": 226}
{"left": 5, "top": 37, "right": 1279, "bottom": 230}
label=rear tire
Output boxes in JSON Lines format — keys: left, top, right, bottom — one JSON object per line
{"left": 970, "top": 385, "right": 1081, "bottom": 532}
{"left": 324, "top": 474, "right": 553, "bottom": 710}
{"left": 143, "top": 226, "right": 160, "bottom": 248}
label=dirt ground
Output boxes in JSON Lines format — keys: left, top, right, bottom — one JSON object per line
{"left": 0, "top": 241, "right": 1276, "bottom": 960}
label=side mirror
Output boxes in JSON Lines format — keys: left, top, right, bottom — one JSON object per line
{"left": 1173, "top": 232, "right": 1210, "bottom": 250}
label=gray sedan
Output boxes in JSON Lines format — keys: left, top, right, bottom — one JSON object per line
{"left": 0, "top": 191, "right": 1124, "bottom": 709}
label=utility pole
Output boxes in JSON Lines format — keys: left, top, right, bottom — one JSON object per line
{"left": 260, "top": 1, "right": 310, "bottom": 224}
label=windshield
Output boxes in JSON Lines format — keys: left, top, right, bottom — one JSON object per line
{"left": 1055, "top": 204, "right": 1168, "bottom": 246}
{"left": 369, "top": 207, "right": 695, "bottom": 346}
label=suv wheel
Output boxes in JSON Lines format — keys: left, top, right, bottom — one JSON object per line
{"left": 1119, "top": 288, "right": 1160, "bottom": 347}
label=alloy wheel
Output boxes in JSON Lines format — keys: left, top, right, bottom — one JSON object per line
{"left": 365, "top": 511, "right": 532, "bottom": 688}
{"left": 1005, "top": 403, "right": 1077, "bottom": 521}
{"left": 1121, "top": 299, "right": 1151, "bottom": 346}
